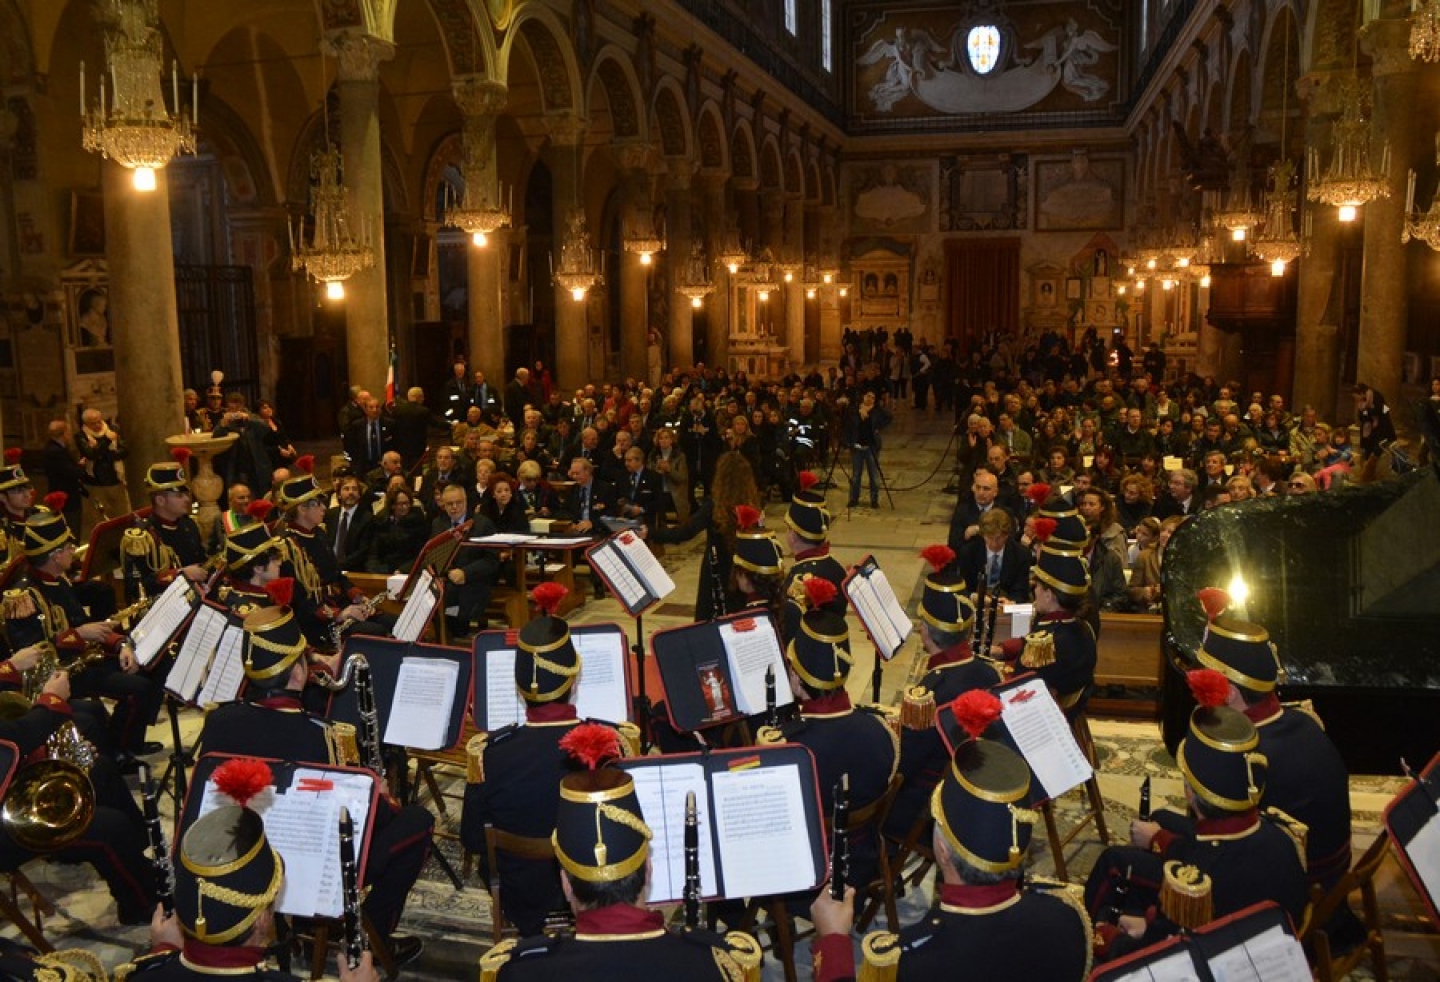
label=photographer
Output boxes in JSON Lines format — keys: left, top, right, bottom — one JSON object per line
{"left": 842, "top": 389, "right": 891, "bottom": 509}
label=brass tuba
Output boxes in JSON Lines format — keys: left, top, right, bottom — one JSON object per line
{"left": 0, "top": 693, "right": 98, "bottom": 852}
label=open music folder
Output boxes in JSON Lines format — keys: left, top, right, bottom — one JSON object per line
{"left": 1092, "top": 902, "right": 1311, "bottom": 982}
{"left": 328, "top": 637, "right": 472, "bottom": 752}
{"left": 163, "top": 601, "right": 247, "bottom": 706}
{"left": 844, "top": 555, "right": 913, "bottom": 661}
{"left": 471, "top": 623, "right": 632, "bottom": 730}
{"left": 618, "top": 745, "right": 827, "bottom": 904}
{"left": 129, "top": 576, "right": 201, "bottom": 667}
{"left": 936, "top": 673, "right": 1093, "bottom": 802}
{"left": 651, "top": 611, "right": 794, "bottom": 732}
{"left": 1385, "top": 750, "right": 1440, "bottom": 929}
{"left": 391, "top": 568, "right": 439, "bottom": 643}
{"left": 182, "top": 754, "right": 380, "bottom": 920}
{"left": 585, "top": 531, "right": 675, "bottom": 616}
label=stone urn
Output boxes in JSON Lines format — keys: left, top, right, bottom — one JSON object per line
{"left": 165, "top": 432, "right": 238, "bottom": 533}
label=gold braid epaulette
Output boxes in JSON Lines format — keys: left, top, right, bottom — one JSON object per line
{"left": 34, "top": 948, "right": 109, "bottom": 982}
{"left": 722, "top": 930, "right": 762, "bottom": 982}
{"left": 478, "top": 938, "right": 517, "bottom": 982}
{"left": 467, "top": 732, "right": 489, "bottom": 783}
{"left": 281, "top": 536, "right": 322, "bottom": 597}
{"left": 857, "top": 931, "right": 901, "bottom": 981}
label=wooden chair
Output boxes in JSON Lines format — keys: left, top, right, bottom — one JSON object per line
{"left": 1302, "top": 831, "right": 1390, "bottom": 982}
{"left": 859, "top": 797, "right": 936, "bottom": 933}
{"left": 297, "top": 911, "right": 397, "bottom": 981}
{"left": 1039, "top": 688, "right": 1111, "bottom": 882}
{"left": 483, "top": 824, "right": 573, "bottom": 944}
{"left": 0, "top": 870, "right": 55, "bottom": 953}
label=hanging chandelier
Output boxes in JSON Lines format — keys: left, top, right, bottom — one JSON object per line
{"left": 290, "top": 144, "right": 374, "bottom": 300}
{"left": 446, "top": 178, "right": 511, "bottom": 248}
{"left": 80, "top": 0, "right": 198, "bottom": 191}
{"left": 747, "top": 249, "right": 778, "bottom": 302}
{"left": 1403, "top": 158, "right": 1440, "bottom": 251}
{"left": 553, "top": 209, "right": 602, "bottom": 301}
{"left": 715, "top": 225, "right": 748, "bottom": 274}
{"left": 1214, "top": 169, "right": 1263, "bottom": 241}
{"left": 1306, "top": 87, "right": 1389, "bottom": 222}
{"left": 1412, "top": 0, "right": 1440, "bottom": 62}
{"left": 1253, "top": 160, "right": 1304, "bottom": 275}
{"left": 623, "top": 212, "right": 665, "bottom": 266}
{"left": 675, "top": 241, "right": 714, "bottom": 308}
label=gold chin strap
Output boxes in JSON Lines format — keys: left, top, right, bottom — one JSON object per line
{"left": 1008, "top": 803, "right": 1038, "bottom": 863}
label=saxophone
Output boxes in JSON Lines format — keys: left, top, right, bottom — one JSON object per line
{"left": 329, "top": 595, "right": 378, "bottom": 651}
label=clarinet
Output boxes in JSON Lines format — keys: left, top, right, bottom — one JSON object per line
{"left": 980, "top": 593, "right": 1000, "bottom": 659}
{"left": 708, "top": 542, "right": 728, "bottom": 620}
{"left": 1138, "top": 776, "right": 1152, "bottom": 821}
{"left": 971, "top": 581, "right": 988, "bottom": 650}
{"left": 764, "top": 664, "right": 778, "bottom": 728}
{"left": 138, "top": 764, "right": 175, "bottom": 916}
{"left": 683, "top": 791, "right": 701, "bottom": 929}
{"left": 830, "top": 773, "right": 850, "bottom": 901}
{"left": 1106, "top": 863, "right": 1134, "bottom": 924}
{"left": 354, "top": 655, "right": 386, "bottom": 781}
{"left": 338, "top": 806, "right": 366, "bottom": 970}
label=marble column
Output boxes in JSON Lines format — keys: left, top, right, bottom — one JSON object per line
{"left": 544, "top": 114, "right": 589, "bottom": 392}
{"left": 1357, "top": 18, "right": 1415, "bottom": 423}
{"left": 782, "top": 192, "right": 805, "bottom": 369}
{"left": 453, "top": 77, "right": 509, "bottom": 381}
{"left": 104, "top": 162, "right": 185, "bottom": 502}
{"left": 696, "top": 171, "right": 731, "bottom": 371}
{"left": 815, "top": 204, "right": 843, "bottom": 363}
{"left": 615, "top": 142, "right": 653, "bottom": 384}
{"left": 664, "top": 160, "right": 694, "bottom": 372}
{"left": 1292, "top": 73, "right": 1345, "bottom": 417}
{"left": 326, "top": 31, "right": 393, "bottom": 396}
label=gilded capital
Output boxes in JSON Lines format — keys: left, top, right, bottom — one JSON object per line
{"left": 612, "top": 140, "right": 653, "bottom": 174}
{"left": 542, "top": 113, "right": 588, "bottom": 147}
{"left": 1358, "top": 17, "right": 1416, "bottom": 77}
{"left": 453, "top": 77, "right": 508, "bottom": 118}
{"left": 323, "top": 30, "right": 393, "bottom": 81}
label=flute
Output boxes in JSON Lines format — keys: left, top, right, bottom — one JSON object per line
{"left": 830, "top": 774, "right": 850, "bottom": 901}
{"left": 683, "top": 791, "right": 701, "bottom": 929}
{"left": 138, "top": 764, "right": 174, "bottom": 916}
{"left": 338, "top": 806, "right": 366, "bottom": 969}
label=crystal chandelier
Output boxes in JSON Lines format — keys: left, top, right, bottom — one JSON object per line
{"left": 1412, "top": 0, "right": 1440, "bottom": 62}
{"left": 80, "top": 0, "right": 198, "bottom": 191}
{"left": 1306, "top": 86, "right": 1389, "bottom": 222}
{"left": 747, "top": 249, "right": 778, "bottom": 302}
{"left": 675, "top": 241, "right": 714, "bottom": 308}
{"left": 445, "top": 158, "right": 511, "bottom": 248}
{"left": 290, "top": 144, "right": 374, "bottom": 300}
{"left": 715, "top": 225, "right": 748, "bottom": 274}
{"left": 1253, "top": 160, "right": 1305, "bottom": 275}
{"left": 622, "top": 211, "right": 665, "bottom": 266}
{"left": 1403, "top": 161, "right": 1440, "bottom": 251}
{"left": 553, "top": 209, "right": 602, "bottom": 302}
{"left": 1215, "top": 168, "right": 1263, "bottom": 241}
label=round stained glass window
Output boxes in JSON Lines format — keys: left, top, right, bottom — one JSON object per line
{"left": 967, "top": 25, "right": 1002, "bottom": 75}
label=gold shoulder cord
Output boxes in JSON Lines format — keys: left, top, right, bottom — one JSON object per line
{"left": 283, "top": 537, "right": 322, "bottom": 597}
{"left": 615, "top": 721, "right": 642, "bottom": 758}
{"left": 478, "top": 938, "right": 517, "bottom": 982}
{"left": 1264, "top": 805, "right": 1311, "bottom": 873}
{"left": 1033, "top": 878, "right": 1095, "bottom": 980}
{"left": 857, "top": 931, "right": 901, "bottom": 982}
{"left": 723, "top": 930, "right": 762, "bottom": 982}
{"left": 467, "top": 732, "right": 489, "bottom": 783}
{"left": 36, "top": 948, "right": 110, "bottom": 982}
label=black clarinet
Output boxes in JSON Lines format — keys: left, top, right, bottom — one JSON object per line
{"left": 138, "top": 764, "right": 174, "bottom": 916}
{"left": 830, "top": 773, "right": 850, "bottom": 901}
{"left": 683, "top": 790, "right": 701, "bottom": 929}
{"left": 1138, "top": 776, "right": 1152, "bottom": 821}
{"left": 338, "top": 806, "right": 366, "bottom": 969}
{"left": 971, "top": 581, "right": 988, "bottom": 649}
{"left": 1105, "top": 863, "right": 1134, "bottom": 924}
{"left": 708, "top": 543, "right": 728, "bottom": 620}
{"left": 764, "top": 664, "right": 778, "bottom": 728}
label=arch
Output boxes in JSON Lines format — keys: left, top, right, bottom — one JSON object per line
{"left": 784, "top": 148, "right": 804, "bottom": 199}
{"left": 730, "top": 119, "right": 757, "bottom": 182}
{"left": 588, "top": 46, "right": 646, "bottom": 142}
{"left": 758, "top": 135, "right": 783, "bottom": 191}
{"left": 421, "top": 131, "right": 465, "bottom": 223}
{"left": 196, "top": 94, "right": 279, "bottom": 208}
{"left": 1301, "top": 0, "right": 1357, "bottom": 74}
{"left": 423, "top": 0, "right": 497, "bottom": 79}
{"left": 650, "top": 77, "right": 692, "bottom": 158}
{"left": 0, "top": 0, "right": 34, "bottom": 84}
{"left": 695, "top": 100, "right": 729, "bottom": 172}
{"left": 500, "top": 6, "right": 581, "bottom": 114}
{"left": 1225, "top": 47, "right": 1254, "bottom": 132}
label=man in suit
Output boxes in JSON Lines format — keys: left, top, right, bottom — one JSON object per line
{"left": 389, "top": 386, "right": 447, "bottom": 469}
{"left": 616, "top": 446, "right": 666, "bottom": 527}
{"left": 431, "top": 483, "right": 500, "bottom": 637}
{"left": 471, "top": 370, "right": 500, "bottom": 423}
{"left": 41, "top": 418, "right": 86, "bottom": 537}
{"left": 342, "top": 395, "right": 392, "bottom": 475}
{"left": 1153, "top": 468, "right": 1200, "bottom": 519}
{"left": 504, "top": 366, "right": 534, "bottom": 426}
{"left": 418, "top": 445, "right": 461, "bottom": 510}
{"left": 558, "top": 458, "right": 616, "bottom": 538}
{"left": 325, "top": 474, "right": 376, "bottom": 572}
{"left": 558, "top": 426, "right": 602, "bottom": 474}
{"left": 957, "top": 508, "right": 1031, "bottom": 602}
{"left": 947, "top": 466, "right": 1017, "bottom": 551}
{"left": 441, "top": 358, "right": 471, "bottom": 424}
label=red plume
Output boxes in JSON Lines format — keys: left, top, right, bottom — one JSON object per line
{"left": 246, "top": 499, "right": 275, "bottom": 522}
{"left": 43, "top": 492, "right": 68, "bottom": 514}
{"left": 558, "top": 722, "right": 622, "bottom": 770}
{"left": 531, "top": 581, "right": 569, "bottom": 616}
{"left": 803, "top": 576, "right": 839, "bottom": 610}
{"left": 1187, "top": 668, "right": 1231, "bottom": 708}
{"left": 1197, "top": 588, "right": 1230, "bottom": 622}
{"left": 1026, "top": 482, "right": 1052, "bottom": 505}
{"left": 950, "top": 690, "right": 1004, "bottom": 741}
{"left": 294, "top": 454, "right": 315, "bottom": 475}
{"left": 734, "top": 504, "right": 762, "bottom": 531}
{"left": 1031, "top": 517, "right": 1058, "bottom": 543}
{"left": 169, "top": 447, "right": 192, "bottom": 467}
{"left": 264, "top": 577, "right": 295, "bottom": 609}
{"left": 3, "top": 448, "right": 21, "bottom": 466}
{"left": 920, "top": 544, "right": 955, "bottom": 573}
{"left": 213, "top": 757, "right": 273, "bottom": 809}
{"left": 798, "top": 471, "right": 819, "bottom": 492}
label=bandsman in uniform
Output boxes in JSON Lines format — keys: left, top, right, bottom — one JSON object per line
{"left": 197, "top": 580, "right": 432, "bottom": 963}
{"left": 886, "top": 544, "right": 999, "bottom": 841}
{"left": 215, "top": 501, "right": 284, "bottom": 618}
{"left": 272, "top": 457, "right": 389, "bottom": 648}
{"left": 122, "top": 451, "right": 211, "bottom": 602}
{"left": 461, "top": 583, "right": 638, "bottom": 936}
{"left": 4, "top": 496, "right": 163, "bottom": 763}
{"left": 1084, "top": 669, "right": 1311, "bottom": 958}
{"left": 478, "top": 724, "right": 761, "bottom": 980}
{"left": 758, "top": 577, "right": 898, "bottom": 893}
{"left": 115, "top": 756, "right": 378, "bottom": 982}
{"left": 0, "top": 448, "right": 36, "bottom": 566}
{"left": 732, "top": 505, "right": 786, "bottom": 615}
{"left": 809, "top": 690, "right": 1092, "bottom": 981}
{"left": 780, "top": 471, "right": 848, "bottom": 641}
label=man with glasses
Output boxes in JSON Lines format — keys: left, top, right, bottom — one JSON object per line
{"left": 122, "top": 453, "right": 210, "bottom": 601}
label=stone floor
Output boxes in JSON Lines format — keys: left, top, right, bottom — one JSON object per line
{"left": 6, "top": 402, "right": 1438, "bottom": 979}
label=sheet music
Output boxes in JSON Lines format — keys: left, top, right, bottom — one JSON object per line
{"left": 718, "top": 617, "right": 792, "bottom": 715}
{"left": 196, "top": 625, "right": 247, "bottom": 706}
{"left": 1407, "top": 811, "right": 1440, "bottom": 911}
{"left": 572, "top": 630, "right": 630, "bottom": 724}
{"left": 482, "top": 647, "right": 526, "bottom": 729}
{"left": 627, "top": 762, "right": 718, "bottom": 905}
{"left": 1000, "top": 678, "right": 1093, "bottom": 799}
{"left": 1003, "top": 603, "right": 1034, "bottom": 640}
{"left": 711, "top": 762, "right": 816, "bottom": 898}
{"left": 613, "top": 532, "right": 675, "bottom": 600}
{"left": 848, "top": 567, "right": 911, "bottom": 660}
{"left": 1206, "top": 924, "right": 1311, "bottom": 982}
{"left": 540, "top": 536, "right": 592, "bottom": 546}
{"left": 383, "top": 657, "right": 460, "bottom": 749}
{"left": 165, "top": 604, "right": 228, "bottom": 702}
{"left": 392, "top": 569, "right": 437, "bottom": 643}
{"left": 589, "top": 543, "right": 650, "bottom": 610}
{"left": 1105, "top": 949, "right": 1204, "bottom": 982}
{"left": 470, "top": 533, "right": 537, "bottom": 545}
{"left": 130, "top": 577, "right": 197, "bottom": 666}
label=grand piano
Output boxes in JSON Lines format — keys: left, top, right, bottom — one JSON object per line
{"left": 1160, "top": 408, "right": 1440, "bottom": 775}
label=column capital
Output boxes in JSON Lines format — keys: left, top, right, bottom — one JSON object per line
{"left": 323, "top": 30, "right": 393, "bottom": 82}
{"left": 1359, "top": 17, "right": 1416, "bottom": 77}
{"left": 695, "top": 167, "right": 731, "bottom": 191}
{"left": 612, "top": 139, "right": 654, "bottom": 175}
{"left": 1296, "top": 72, "right": 1347, "bottom": 117}
{"left": 665, "top": 156, "right": 694, "bottom": 190}
{"left": 542, "top": 113, "right": 589, "bottom": 147}
{"left": 452, "top": 76, "right": 508, "bottom": 118}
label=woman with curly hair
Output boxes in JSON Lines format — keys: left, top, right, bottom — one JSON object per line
{"left": 1116, "top": 472, "right": 1154, "bottom": 532}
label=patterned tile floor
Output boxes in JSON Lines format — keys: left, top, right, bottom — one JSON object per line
{"left": 6, "top": 404, "right": 1437, "bottom": 979}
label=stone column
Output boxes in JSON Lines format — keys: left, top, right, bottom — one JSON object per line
{"left": 1292, "top": 73, "right": 1344, "bottom": 417}
{"left": 696, "top": 171, "right": 731, "bottom": 371}
{"left": 326, "top": 30, "right": 393, "bottom": 396}
{"left": 664, "top": 159, "right": 694, "bottom": 371}
{"left": 1357, "top": 18, "right": 1415, "bottom": 424}
{"left": 815, "top": 204, "right": 843, "bottom": 363}
{"left": 453, "top": 77, "right": 509, "bottom": 380}
{"left": 104, "top": 162, "right": 185, "bottom": 501}
{"left": 543, "top": 114, "right": 589, "bottom": 392}
{"left": 614, "top": 142, "right": 653, "bottom": 383}
{"left": 782, "top": 192, "right": 805, "bottom": 369}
